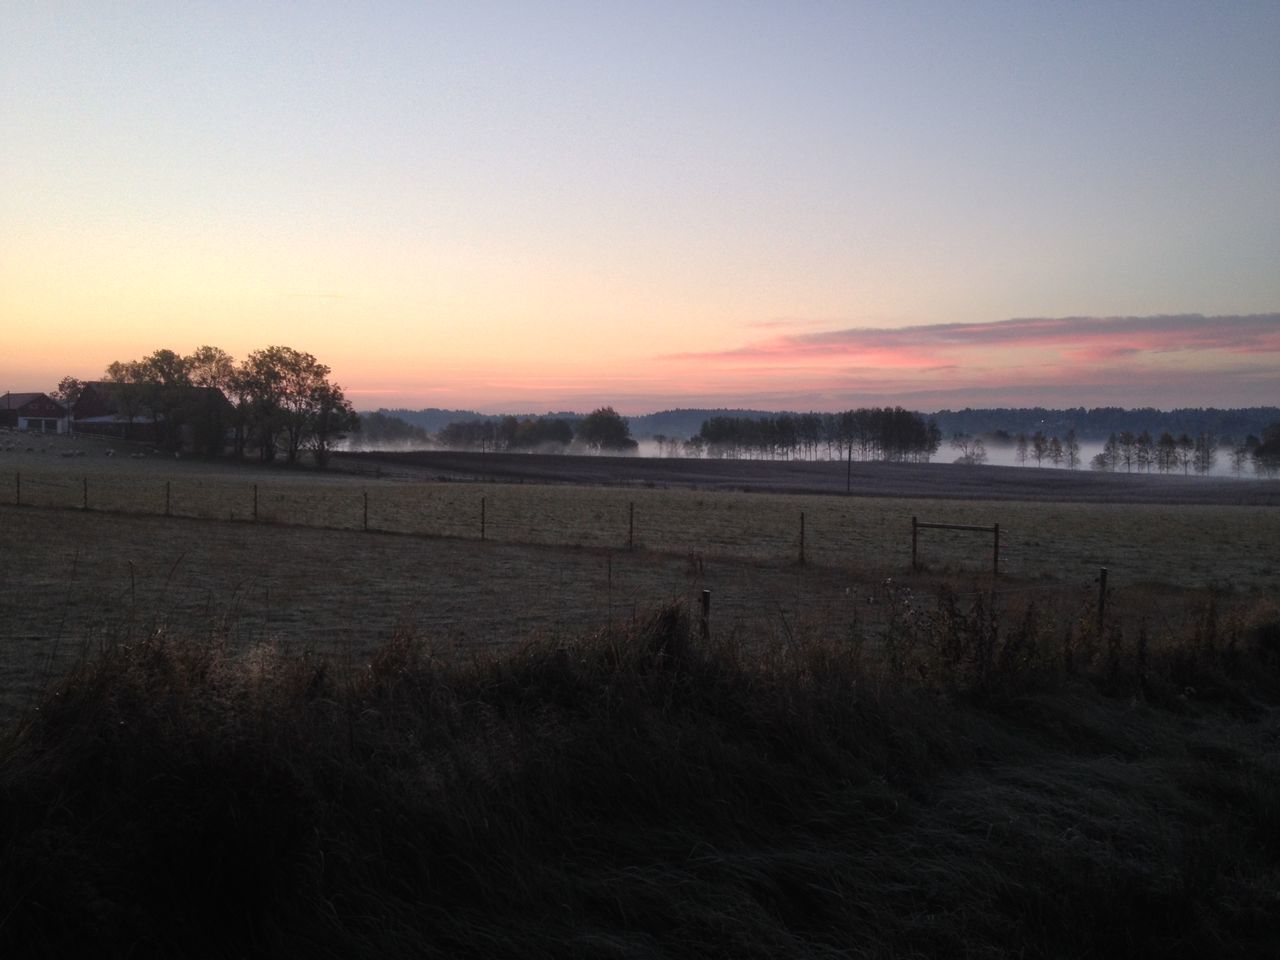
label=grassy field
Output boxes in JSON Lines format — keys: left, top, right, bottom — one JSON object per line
{"left": 5, "top": 435, "right": 1278, "bottom": 588}
{"left": 4, "top": 434, "right": 1280, "bottom": 956}
{"left": 3, "top": 435, "right": 1277, "bottom": 724}
{"left": 3, "top": 603, "right": 1278, "bottom": 957}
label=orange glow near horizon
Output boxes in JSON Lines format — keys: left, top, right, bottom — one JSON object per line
{"left": 3, "top": 310, "right": 1279, "bottom": 414}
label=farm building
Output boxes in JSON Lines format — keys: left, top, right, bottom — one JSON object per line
{"left": 0, "top": 392, "right": 69, "bottom": 433}
{"left": 72, "top": 381, "right": 234, "bottom": 451}
{"left": 71, "top": 382, "right": 149, "bottom": 440}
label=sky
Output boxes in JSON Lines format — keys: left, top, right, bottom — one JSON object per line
{"left": 3, "top": 1, "right": 1278, "bottom": 414}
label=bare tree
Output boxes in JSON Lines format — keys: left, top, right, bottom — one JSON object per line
{"left": 950, "top": 433, "right": 987, "bottom": 465}
{"left": 1064, "top": 429, "right": 1080, "bottom": 469}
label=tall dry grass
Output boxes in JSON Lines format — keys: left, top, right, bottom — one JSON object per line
{"left": 1, "top": 590, "right": 1278, "bottom": 958}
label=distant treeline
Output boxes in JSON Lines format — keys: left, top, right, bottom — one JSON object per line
{"left": 1084, "top": 424, "right": 1280, "bottom": 477}
{"left": 437, "top": 416, "right": 575, "bottom": 452}
{"left": 379, "top": 407, "right": 583, "bottom": 435}
{"left": 693, "top": 408, "right": 941, "bottom": 461}
{"left": 365, "top": 404, "right": 1280, "bottom": 472}
{"left": 374, "top": 408, "right": 638, "bottom": 453}
{"left": 932, "top": 406, "right": 1280, "bottom": 443}
{"left": 378, "top": 405, "right": 1280, "bottom": 448}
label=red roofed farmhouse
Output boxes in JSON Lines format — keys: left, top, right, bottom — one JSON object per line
{"left": 0, "top": 392, "right": 68, "bottom": 433}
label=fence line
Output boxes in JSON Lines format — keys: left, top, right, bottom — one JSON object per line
{"left": 9, "top": 470, "right": 1249, "bottom": 593}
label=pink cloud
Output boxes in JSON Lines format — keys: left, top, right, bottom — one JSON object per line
{"left": 668, "top": 313, "right": 1280, "bottom": 366}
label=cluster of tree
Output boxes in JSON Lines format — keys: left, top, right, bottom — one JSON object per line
{"left": 438, "top": 416, "right": 574, "bottom": 452}
{"left": 349, "top": 411, "right": 430, "bottom": 449}
{"left": 379, "top": 407, "right": 583, "bottom": 435}
{"left": 1253, "top": 424, "right": 1280, "bottom": 476}
{"left": 950, "top": 434, "right": 991, "bottom": 466}
{"left": 694, "top": 408, "right": 942, "bottom": 462}
{"left": 65, "top": 345, "right": 357, "bottom": 465}
{"left": 933, "top": 406, "right": 1280, "bottom": 442}
{"left": 1083, "top": 430, "right": 1210, "bottom": 474}
{"left": 1076, "top": 427, "right": 1280, "bottom": 477}
{"left": 435, "top": 407, "right": 636, "bottom": 453}
{"left": 1010, "top": 430, "right": 1083, "bottom": 469}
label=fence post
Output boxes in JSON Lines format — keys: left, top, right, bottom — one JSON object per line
{"left": 993, "top": 522, "right": 1000, "bottom": 577}
{"left": 799, "top": 511, "right": 806, "bottom": 566}
{"left": 628, "top": 501, "right": 634, "bottom": 550}
{"left": 481, "top": 495, "right": 486, "bottom": 540}
{"left": 911, "top": 516, "right": 918, "bottom": 571}
{"left": 363, "top": 491, "right": 369, "bottom": 531}
{"left": 700, "top": 589, "right": 711, "bottom": 640}
{"left": 165, "top": 481, "right": 171, "bottom": 517}
{"left": 1097, "top": 567, "right": 1108, "bottom": 634}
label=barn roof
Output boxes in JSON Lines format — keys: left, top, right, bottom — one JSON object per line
{"left": 1, "top": 392, "right": 67, "bottom": 414}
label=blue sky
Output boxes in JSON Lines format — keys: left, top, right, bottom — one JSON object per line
{"left": 3, "top": 2, "right": 1278, "bottom": 411}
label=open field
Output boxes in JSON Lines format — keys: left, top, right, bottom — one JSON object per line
{"left": 4, "top": 434, "right": 1280, "bottom": 956}
{"left": 4, "top": 435, "right": 1279, "bottom": 585}
{"left": 3, "top": 433, "right": 1278, "bottom": 723}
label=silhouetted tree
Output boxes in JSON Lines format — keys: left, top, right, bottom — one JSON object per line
{"left": 1032, "top": 431, "right": 1048, "bottom": 466}
{"left": 1175, "top": 433, "right": 1195, "bottom": 475}
{"left": 51, "top": 376, "right": 84, "bottom": 434}
{"left": 235, "top": 346, "right": 351, "bottom": 465}
{"left": 578, "top": 407, "right": 637, "bottom": 452}
{"left": 1252, "top": 424, "right": 1280, "bottom": 476}
{"left": 1193, "top": 431, "right": 1217, "bottom": 475}
{"left": 1156, "top": 432, "right": 1178, "bottom": 473}
{"left": 1064, "top": 429, "right": 1080, "bottom": 469}
{"left": 950, "top": 433, "right": 987, "bottom": 465}
{"left": 353, "top": 412, "right": 430, "bottom": 448}
{"left": 185, "top": 345, "right": 236, "bottom": 457}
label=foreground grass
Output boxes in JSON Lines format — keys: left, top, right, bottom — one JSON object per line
{"left": 2, "top": 598, "right": 1279, "bottom": 958}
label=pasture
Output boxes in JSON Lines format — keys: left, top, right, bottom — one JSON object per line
{"left": 4, "top": 433, "right": 1280, "bottom": 957}
{"left": 3, "top": 432, "right": 1278, "bottom": 721}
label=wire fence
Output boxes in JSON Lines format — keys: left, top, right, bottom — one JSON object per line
{"left": 5, "top": 466, "right": 1243, "bottom": 728}
{"left": 7, "top": 468, "right": 1274, "bottom": 594}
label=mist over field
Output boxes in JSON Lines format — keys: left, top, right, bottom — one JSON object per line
{"left": 343, "top": 406, "right": 1275, "bottom": 480}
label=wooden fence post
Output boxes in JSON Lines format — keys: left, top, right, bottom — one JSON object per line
{"left": 607, "top": 553, "right": 613, "bottom": 632}
{"left": 993, "top": 522, "right": 1000, "bottom": 576}
{"left": 700, "top": 589, "right": 711, "bottom": 640}
{"left": 799, "top": 511, "right": 806, "bottom": 566}
{"left": 165, "top": 481, "right": 171, "bottom": 517}
{"left": 628, "top": 502, "right": 634, "bottom": 550}
{"left": 1097, "top": 567, "right": 1108, "bottom": 634}
{"left": 481, "top": 495, "right": 486, "bottom": 540}
{"left": 911, "top": 516, "right": 918, "bottom": 571}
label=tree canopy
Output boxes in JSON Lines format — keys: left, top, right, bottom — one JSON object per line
{"left": 577, "top": 407, "right": 637, "bottom": 452}
{"left": 101, "top": 344, "right": 355, "bottom": 465}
